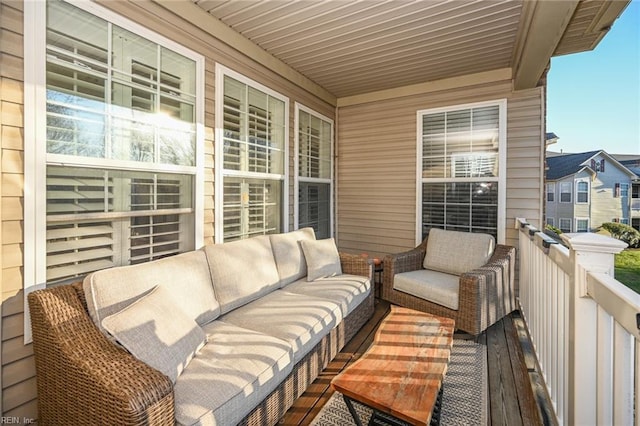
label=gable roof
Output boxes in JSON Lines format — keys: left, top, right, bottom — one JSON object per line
{"left": 546, "top": 150, "right": 640, "bottom": 180}
{"left": 546, "top": 150, "right": 601, "bottom": 180}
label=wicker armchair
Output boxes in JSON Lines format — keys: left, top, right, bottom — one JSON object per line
{"left": 381, "top": 233, "right": 516, "bottom": 336}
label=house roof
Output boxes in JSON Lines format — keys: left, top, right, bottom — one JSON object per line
{"left": 546, "top": 150, "right": 640, "bottom": 180}
{"left": 160, "top": 0, "right": 629, "bottom": 105}
{"left": 546, "top": 150, "right": 602, "bottom": 180}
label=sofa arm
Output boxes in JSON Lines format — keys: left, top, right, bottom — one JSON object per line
{"left": 28, "top": 283, "right": 174, "bottom": 426}
{"left": 339, "top": 252, "right": 373, "bottom": 281}
{"left": 457, "top": 244, "right": 517, "bottom": 335}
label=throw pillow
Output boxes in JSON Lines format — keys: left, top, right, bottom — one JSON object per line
{"left": 102, "top": 285, "right": 206, "bottom": 383}
{"left": 300, "top": 238, "right": 342, "bottom": 281}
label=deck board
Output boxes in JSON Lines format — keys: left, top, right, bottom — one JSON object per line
{"left": 282, "top": 300, "right": 553, "bottom": 425}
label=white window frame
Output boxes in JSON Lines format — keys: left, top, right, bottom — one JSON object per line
{"left": 416, "top": 99, "right": 507, "bottom": 244}
{"left": 546, "top": 217, "right": 555, "bottom": 227}
{"left": 214, "top": 64, "right": 289, "bottom": 243}
{"left": 575, "top": 217, "right": 589, "bottom": 232}
{"left": 294, "top": 103, "right": 334, "bottom": 237}
{"left": 23, "top": 0, "right": 205, "bottom": 342}
{"left": 546, "top": 182, "right": 555, "bottom": 203}
{"left": 621, "top": 183, "right": 629, "bottom": 198}
{"left": 559, "top": 218, "right": 572, "bottom": 233}
{"left": 621, "top": 218, "right": 630, "bottom": 225}
{"left": 559, "top": 182, "right": 572, "bottom": 203}
{"left": 575, "top": 179, "right": 589, "bottom": 204}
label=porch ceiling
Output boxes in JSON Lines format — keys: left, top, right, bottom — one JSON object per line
{"left": 190, "top": 0, "right": 629, "bottom": 100}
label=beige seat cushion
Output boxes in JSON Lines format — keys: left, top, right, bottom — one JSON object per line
{"left": 220, "top": 290, "right": 342, "bottom": 362}
{"left": 84, "top": 250, "right": 220, "bottom": 335}
{"left": 300, "top": 238, "right": 342, "bottom": 281}
{"left": 102, "top": 285, "right": 206, "bottom": 384}
{"left": 424, "top": 228, "right": 495, "bottom": 276}
{"left": 175, "top": 321, "right": 293, "bottom": 426}
{"left": 269, "top": 227, "right": 316, "bottom": 286}
{"left": 283, "top": 274, "right": 371, "bottom": 317}
{"left": 393, "top": 269, "right": 460, "bottom": 310}
{"left": 203, "top": 235, "right": 281, "bottom": 314}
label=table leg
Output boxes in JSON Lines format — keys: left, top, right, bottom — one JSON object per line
{"left": 343, "top": 395, "right": 365, "bottom": 426}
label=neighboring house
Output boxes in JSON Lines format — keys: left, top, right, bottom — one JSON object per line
{"left": 0, "top": 0, "right": 629, "bottom": 419}
{"left": 545, "top": 150, "right": 639, "bottom": 232}
{"left": 619, "top": 156, "right": 640, "bottom": 230}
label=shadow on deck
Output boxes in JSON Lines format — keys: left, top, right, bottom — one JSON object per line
{"left": 281, "top": 299, "right": 556, "bottom": 425}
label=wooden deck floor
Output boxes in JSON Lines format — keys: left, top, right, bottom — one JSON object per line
{"left": 280, "top": 299, "right": 555, "bottom": 426}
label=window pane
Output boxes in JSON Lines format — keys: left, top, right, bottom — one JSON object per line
{"left": 299, "top": 182, "right": 331, "bottom": 239}
{"left": 422, "top": 106, "right": 499, "bottom": 180}
{"left": 299, "top": 110, "right": 332, "bottom": 179}
{"left": 422, "top": 182, "right": 497, "bottom": 239}
{"left": 223, "top": 177, "right": 282, "bottom": 241}
{"left": 47, "top": 166, "right": 192, "bottom": 216}
{"left": 223, "top": 76, "right": 285, "bottom": 174}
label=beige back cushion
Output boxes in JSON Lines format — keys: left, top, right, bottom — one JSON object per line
{"left": 84, "top": 251, "right": 220, "bottom": 334}
{"left": 423, "top": 228, "right": 495, "bottom": 276}
{"left": 102, "top": 285, "right": 206, "bottom": 384}
{"left": 269, "top": 227, "right": 316, "bottom": 286}
{"left": 203, "top": 235, "right": 281, "bottom": 314}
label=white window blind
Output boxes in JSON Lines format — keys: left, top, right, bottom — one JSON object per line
{"left": 419, "top": 102, "right": 504, "bottom": 241}
{"left": 220, "top": 72, "right": 286, "bottom": 242}
{"left": 576, "top": 180, "right": 589, "bottom": 204}
{"left": 297, "top": 107, "right": 333, "bottom": 239}
{"left": 560, "top": 182, "right": 572, "bottom": 203}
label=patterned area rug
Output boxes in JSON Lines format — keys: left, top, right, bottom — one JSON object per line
{"left": 310, "top": 339, "right": 487, "bottom": 426}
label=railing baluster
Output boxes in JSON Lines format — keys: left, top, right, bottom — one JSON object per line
{"left": 596, "top": 305, "right": 614, "bottom": 424}
{"left": 613, "top": 321, "right": 634, "bottom": 425}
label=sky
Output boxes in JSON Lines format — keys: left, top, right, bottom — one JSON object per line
{"left": 547, "top": 0, "right": 640, "bottom": 155}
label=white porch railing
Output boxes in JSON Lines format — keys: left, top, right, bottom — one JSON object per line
{"left": 517, "top": 218, "right": 639, "bottom": 426}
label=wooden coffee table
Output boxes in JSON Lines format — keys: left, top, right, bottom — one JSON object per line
{"left": 330, "top": 306, "right": 454, "bottom": 426}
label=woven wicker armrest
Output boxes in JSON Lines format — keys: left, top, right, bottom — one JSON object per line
{"left": 340, "top": 252, "right": 374, "bottom": 281}
{"left": 28, "top": 284, "right": 174, "bottom": 426}
{"left": 457, "top": 244, "right": 517, "bottom": 335}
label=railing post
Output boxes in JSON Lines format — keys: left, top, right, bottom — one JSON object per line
{"left": 561, "top": 233, "right": 627, "bottom": 425}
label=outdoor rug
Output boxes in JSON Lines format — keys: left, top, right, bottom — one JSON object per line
{"left": 310, "top": 339, "right": 488, "bottom": 426}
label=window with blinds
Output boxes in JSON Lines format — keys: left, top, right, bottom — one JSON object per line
{"left": 576, "top": 180, "right": 589, "bottom": 204}
{"left": 220, "top": 73, "right": 286, "bottom": 242}
{"left": 419, "top": 102, "right": 504, "bottom": 241}
{"left": 297, "top": 107, "right": 333, "bottom": 239}
{"left": 43, "top": 0, "right": 200, "bottom": 286}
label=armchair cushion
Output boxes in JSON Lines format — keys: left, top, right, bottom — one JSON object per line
{"left": 102, "top": 285, "right": 206, "bottom": 384}
{"left": 393, "top": 269, "right": 460, "bottom": 310}
{"left": 300, "top": 238, "right": 342, "bottom": 281}
{"left": 423, "top": 228, "right": 495, "bottom": 275}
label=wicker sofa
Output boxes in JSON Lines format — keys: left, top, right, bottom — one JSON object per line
{"left": 28, "top": 228, "right": 374, "bottom": 426}
{"left": 382, "top": 228, "right": 516, "bottom": 336}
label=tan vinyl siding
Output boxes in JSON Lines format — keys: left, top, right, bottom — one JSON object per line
{"left": 336, "top": 81, "right": 544, "bottom": 257}
{"left": 1, "top": 0, "right": 37, "bottom": 418}
{"left": 1, "top": 0, "right": 334, "bottom": 418}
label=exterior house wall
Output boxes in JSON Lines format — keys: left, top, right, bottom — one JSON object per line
{"left": 336, "top": 83, "right": 545, "bottom": 257}
{"left": 0, "top": 0, "right": 335, "bottom": 417}
{"left": 554, "top": 176, "right": 576, "bottom": 230}
{"left": 590, "top": 155, "right": 632, "bottom": 228}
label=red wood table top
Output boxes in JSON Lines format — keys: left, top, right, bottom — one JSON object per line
{"left": 330, "top": 306, "right": 455, "bottom": 425}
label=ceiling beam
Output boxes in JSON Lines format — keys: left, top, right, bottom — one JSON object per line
{"left": 337, "top": 68, "right": 513, "bottom": 107}
{"left": 153, "top": 0, "right": 337, "bottom": 106}
{"left": 512, "top": 0, "right": 580, "bottom": 90}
